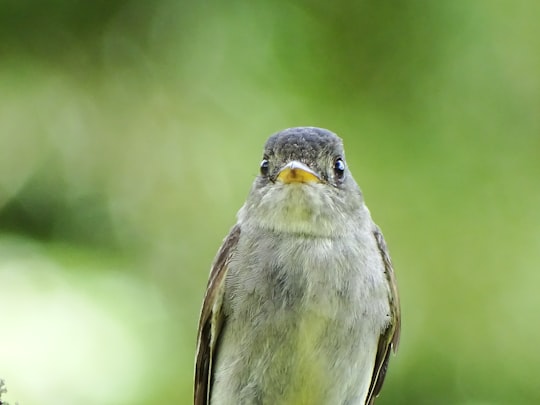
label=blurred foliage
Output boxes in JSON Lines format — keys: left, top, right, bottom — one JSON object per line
{"left": 1, "top": 1, "right": 539, "bottom": 404}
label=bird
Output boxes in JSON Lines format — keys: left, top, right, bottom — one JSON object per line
{"left": 194, "top": 126, "right": 400, "bottom": 405}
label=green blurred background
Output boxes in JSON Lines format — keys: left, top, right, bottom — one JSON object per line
{"left": 1, "top": 1, "right": 539, "bottom": 404}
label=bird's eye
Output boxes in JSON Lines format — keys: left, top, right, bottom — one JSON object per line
{"left": 334, "top": 158, "right": 345, "bottom": 179}
{"left": 260, "top": 159, "right": 269, "bottom": 176}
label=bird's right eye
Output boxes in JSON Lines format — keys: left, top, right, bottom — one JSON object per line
{"left": 260, "top": 159, "right": 269, "bottom": 176}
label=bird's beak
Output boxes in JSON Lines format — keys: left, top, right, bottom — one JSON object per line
{"left": 277, "top": 161, "right": 321, "bottom": 184}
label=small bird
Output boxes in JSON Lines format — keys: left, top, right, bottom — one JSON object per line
{"left": 194, "top": 127, "right": 400, "bottom": 405}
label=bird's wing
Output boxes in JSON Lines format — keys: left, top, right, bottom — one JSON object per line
{"left": 365, "top": 225, "right": 401, "bottom": 405}
{"left": 194, "top": 225, "right": 241, "bottom": 405}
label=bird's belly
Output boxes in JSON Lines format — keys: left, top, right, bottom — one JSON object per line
{"left": 212, "top": 235, "right": 390, "bottom": 404}
{"left": 282, "top": 311, "right": 378, "bottom": 405}
{"left": 211, "top": 305, "right": 380, "bottom": 405}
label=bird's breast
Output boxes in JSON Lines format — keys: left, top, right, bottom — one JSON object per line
{"left": 213, "top": 231, "right": 390, "bottom": 404}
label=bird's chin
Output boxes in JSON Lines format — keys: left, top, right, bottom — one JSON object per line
{"left": 240, "top": 183, "right": 341, "bottom": 237}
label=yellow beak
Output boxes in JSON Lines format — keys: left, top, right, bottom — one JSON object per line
{"left": 277, "top": 161, "right": 321, "bottom": 184}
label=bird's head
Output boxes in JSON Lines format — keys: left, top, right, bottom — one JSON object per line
{"left": 238, "top": 127, "right": 366, "bottom": 237}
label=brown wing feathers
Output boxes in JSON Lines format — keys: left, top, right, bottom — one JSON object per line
{"left": 365, "top": 226, "right": 401, "bottom": 405}
{"left": 194, "top": 225, "right": 241, "bottom": 405}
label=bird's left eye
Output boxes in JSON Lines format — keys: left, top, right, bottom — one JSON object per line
{"left": 260, "top": 159, "right": 270, "bottom": 176}
{"left": 334, "top": 158, "right": 345, "bottom": 179}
